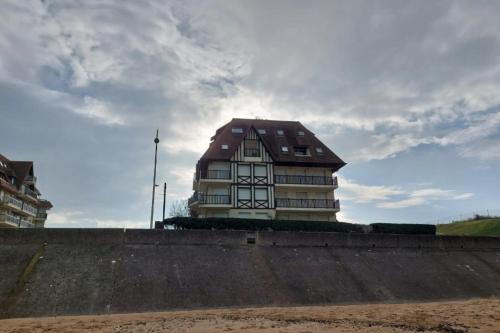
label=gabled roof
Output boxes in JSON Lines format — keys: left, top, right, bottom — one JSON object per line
{"left": 0, "top": 154, "right": 52, "bottom": 209}
{"left": 199, "top": 118, "right": 346, "bottom": 171}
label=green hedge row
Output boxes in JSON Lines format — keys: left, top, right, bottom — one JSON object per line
{"left": 162, "top": 217, "right": 364, "bottom": 233}
{"left": 370, "top": 223, "right": 436, "bottom": 235}
{"left": 158, "top": 218, "right": 436, "bottom": 235}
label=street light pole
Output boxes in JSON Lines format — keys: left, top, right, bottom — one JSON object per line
{"left": 162, "top": 182, "right": 167, "bottom": 221}
{"left": 150, "top": 130, "right": 160, "bottom": 229}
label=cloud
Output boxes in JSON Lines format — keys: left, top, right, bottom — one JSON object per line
{"left": 376, "top": 188, "right": 473, "bottom": 209}
{"left": 1, "top": 1, "right": 498, "bottom": 227}
{"left": 339, "top": 177, "right": 404, "bottom": 203}
{"left": 340, "top": 177, "right": 473, "bottom": 209}
{"left": 47, "top": 210, "right": 146, "bottom": 229}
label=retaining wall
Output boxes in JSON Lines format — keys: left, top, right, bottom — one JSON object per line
{"left": 0, "top": 228, "right": 499, "bottom": 318}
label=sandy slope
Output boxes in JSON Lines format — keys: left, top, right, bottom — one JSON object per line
{"left": 1, "top": 298, "right": 499, "bottom": 333}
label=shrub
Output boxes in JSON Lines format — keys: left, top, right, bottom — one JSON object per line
{"left": 161, "top": 217, "right": 364, "bottom": 233}
{"left": 370, "top": 223, "right": 436, "bottom": 235}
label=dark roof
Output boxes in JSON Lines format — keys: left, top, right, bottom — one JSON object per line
{"left": 0, "top": 154, "right": 52, "bottom": 208}
{"left": 199, "top": 118, "right": 346, "bottom": 171}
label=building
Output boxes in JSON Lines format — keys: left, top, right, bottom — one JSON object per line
{"left": 0, "top": 154, "right": 52, "bottom": 228}
{"left": 189, "top": 119, "right": 346, "bottom": 221}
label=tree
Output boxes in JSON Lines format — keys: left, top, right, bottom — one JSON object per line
{"left": 169, "top": 199, "right": 190, "bottom": 217}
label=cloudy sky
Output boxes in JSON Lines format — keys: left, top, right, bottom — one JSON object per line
{"left": 1, "top": 0, "right": 500, "bottom": 227}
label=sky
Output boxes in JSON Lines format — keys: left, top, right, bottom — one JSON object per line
{"left": 1, "top": 0, "right": 500, "bottom": 228}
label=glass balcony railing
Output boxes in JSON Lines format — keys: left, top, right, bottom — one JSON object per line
{"left": 275, "top": 198, "right": 340, "bottom": 209}
{"left": 201, "top": 170, "right": 231, "bottom": 180}
{"left": 275, "top": 175, "right": 338, "bottom": 187}
{"left": 189, "top": 192, "right": 231, "bottom": 205}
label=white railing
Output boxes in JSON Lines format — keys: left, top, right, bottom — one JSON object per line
{"left": 5, "top": 195, "right": 23, "bottom": 209}
{"left": 24, "top": 187, "right": 38, "bottom": 198}
{"left": 0, "top": 213, "right": 20, "bottom": 226}
{"left": 22, "top": 203, "right": 37, "bottom": 216}
{"left": 19, "top": 219, "right": 34, "bottom": 228}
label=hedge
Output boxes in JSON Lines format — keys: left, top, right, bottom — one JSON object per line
{"left": 161, "top": 217, "right": 364, "bottom": 233}
{"left": 370, "top": 223, "right": 436, "bottom": 235}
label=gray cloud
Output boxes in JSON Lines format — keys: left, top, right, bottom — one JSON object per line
{"left": 1, "top": 0, "right": 499, "bottom": 226}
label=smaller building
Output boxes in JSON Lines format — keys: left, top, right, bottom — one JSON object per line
{"left": 0, "top": 154, "right": 52, "bottom": 228}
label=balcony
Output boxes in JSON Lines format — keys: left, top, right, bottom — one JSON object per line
{"left": 35, "top": 211, "right": 47, "bottom": 219}
{"left": 275, "top": 198, "right": 340, "bottom": 210}
{"left": 189, "top": 192, "right": 231, "bottom": 206}
{"left": 19, "top": 219, "right": 34, "bottom": 228}
{"left": 200, "top": 170, "right": 231, "bottom": 180}
{"left": 4, "top": 195, "right": 23, "bottom": 210}
{"left": 22, "top": 203, "right": 37, "bottom": 216}
{"left": 0, "top": 212, "right": 20, "bottom": 227}
{"left": 24, "top": 186, "right": 38, "bottom": 198}
{"left": 275, "top": 175, "right": 338, "bottom": 187}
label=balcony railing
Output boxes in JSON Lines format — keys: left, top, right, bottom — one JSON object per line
{"left": 24, "top": 187, "right": 38, "bottom": 198}
{"left": 19, "top": 219, "right": 34, "bottom": 228}
{"left": 275, "top": 175, "right": 337, "bottom": 186}
{"left": 275, "top": 198, "right": 340, "bottom": 209}
{"left": 22, "top": 203, "right": 37, "bottom": 215}
{"left": 5, "top": 195, "right": 23, "bottom": 209}
{"left": 0, "top": 213, "right": 20, "bottom": 225}
{"left": 36, "top": 211, "right": 47, "bottom": 219}
{"left": 189, "top": 192, "right": 231, "bottom": 205}
{"left": 201, "top": 170, "right": 231, "bottom": 180}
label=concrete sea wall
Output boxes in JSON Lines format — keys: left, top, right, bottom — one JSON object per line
{"left": 0, "top": 228, "right": 499, "bottom": 318}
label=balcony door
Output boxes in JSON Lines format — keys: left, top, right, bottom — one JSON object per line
{"left": 237, "top": 164, "right": 251, "bottom": 184}
{"left": 254, "top": 164, "right": 267, "bottom": 184}
{"left": 237, "top": 187, "right": 251, "bottom": 208}
{"left": 254, "top": 187, "right": 268, "bottom": 208}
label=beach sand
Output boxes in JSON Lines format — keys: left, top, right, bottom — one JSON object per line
{"left": 1, "top": 298, "right": 499, "bottom": 333}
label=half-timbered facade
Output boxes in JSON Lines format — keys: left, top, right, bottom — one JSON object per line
{"left": 189, "top": 119, "right": 346, "bottom": 221}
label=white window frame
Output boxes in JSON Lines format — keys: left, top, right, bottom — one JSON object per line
{"left": 221, "top": 144, "right": 229, "bottom": 150}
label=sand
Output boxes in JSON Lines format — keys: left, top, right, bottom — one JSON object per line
{"left": 1, "top": 298, "right": 499, "bottom": 333}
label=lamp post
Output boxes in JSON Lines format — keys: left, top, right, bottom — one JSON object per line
{"left": 162, "top": 182, "right": 167, "bottom": 221}
{"left": 150, "top": 130, "right": 160, "bottom": 229}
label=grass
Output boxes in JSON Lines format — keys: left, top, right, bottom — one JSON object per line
{"left": 437, "top": 218, "right": 500, "bottom": 237}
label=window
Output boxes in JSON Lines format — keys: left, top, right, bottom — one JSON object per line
{"left": 238, "top": 164, "right": 251, "bottom": 176}
{"left": 257, "top": 129, "right": 266, "bottom": 134}
{"left": 221, "top": 144, "right": 229, "bottom": 150}
{"left": 316, "top": 147, "right": 324, "bottom": 154}
{"left": 277, "top": 129, "right": 284, "bottom": 136}
{"left": 281, "top": 146, "right": 289, "bottom": 153}
{"left": 255, "top": 188, "right": 268, "bottom": 201}
{"left": 232, "top": 128, "right": 243, "bottom": 133}
{"left": 238, "top": 187, "right": 251, "bottom": 200}
{"left": 297, "top": 130, "right": 305, "bottom": 136}
{"left": 294, "top": 147, "right": 309, "bottom": 156}
{"left": 244, "top": 139, "right": 260, "bottom": 157}
{"left": 254, "top": 165, "right": 266, "bottom": 177}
